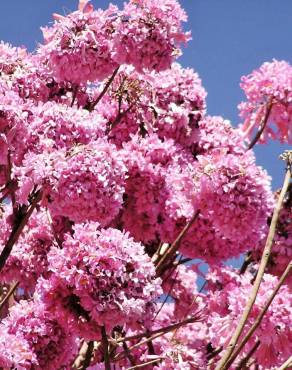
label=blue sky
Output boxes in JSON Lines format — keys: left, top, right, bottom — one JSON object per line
{"left": 0, "top": 0, "right": 291, "bottom": 187}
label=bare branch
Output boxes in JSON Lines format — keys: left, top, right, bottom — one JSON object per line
{"left": 236, "top": 340, "right": 260, "bottom": 370}
{"left": 127, "top": 357, "right": 164, "bottom": 369}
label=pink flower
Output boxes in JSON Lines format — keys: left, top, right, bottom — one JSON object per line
{"left": 26, "top": 102, "right": 106, "bottom": 153}
{"left": 206, "top": 267, "right": 292, "bottom": 368}
{"left": 0, "top": 299, "right": 78, "bottom": 369}
{"left": 40, "top": 5, "right": 119, "bottom": 84}
{"left": 39, "top": 224, "right": 162, "bottom": 336}
{"left": 112, "top": 1, "right": 190, "bottom": 73}
{"left": 239, "top": 60, "right": 292, "bottom": 144}
{"left": 15, "top": 140, "right": 126, "bottom": 225}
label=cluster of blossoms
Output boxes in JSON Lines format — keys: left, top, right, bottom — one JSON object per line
{"left": 0, "top": 0, "right": 290, "bottom": 369}
{"left": 206, "top": 267, "right": 292, "bottom": 368}
{"left": 0, "top": 299, "right": 78, "bottom": 369}
{"left": 40, "top": 0, "right": 189, "bottom": 85}
{"left": 239, "top": 59, "right": 292, "bottom": 144}
{"left": 41, "top": 224, "right": 162, "bottom": 335}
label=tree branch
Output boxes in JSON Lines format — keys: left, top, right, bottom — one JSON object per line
{"left": 113, "top": 315, "right": 202, "bottom": 363}
{"left": 155, "top": 210, "right": 200, "bottom": 276}
{"left": 236, "top": 340, "right": 260, "bottom": 370}
{"left": 0, "top": 281, "right": 19, "bottom": 312}
{"left": 248, "top": 99, "right": 273, "bottom": 150}
{"left": 0, "top": 190, "right": 42, "bottom": 272}
{"left": 127, "top": 357, "right": 164, "bottom": 369}
{"left": 88, "top": 67, "right": 119, "bottom": 112}
{"left": 277, "top": 355, "right": 292, "bottom": 370}
{"left": 101, "top": 325, "right": 111, "bottom": 370}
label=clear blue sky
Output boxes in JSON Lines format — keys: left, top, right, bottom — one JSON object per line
{"left": 1, "top": 0, "right": 291, "bottom": 187}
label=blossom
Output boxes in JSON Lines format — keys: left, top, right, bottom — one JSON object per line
{"left": 15, "top": 140, "right": 126, "bottom": 225}
{"left": 0, "top": 41, "right": 27, "bottom": 77}
{"left": 239, "top": 60, "right": 292, "bottom": 144}
{"left": 197, "top": 151, "right": 274, "bottom": 244}
{"left": 112, "top": 0, "right": 190, "bottom": 73}
{"left": 39, "top": 5, "right": 119, "bottom": 84}
{"left": 0, "top": 299, "right": 78, "bottom": 370}
{"left": 195, "top": 115, "right": 246, "bottom": 155}
{"left": 206, "top": 267, "right": 292, "bottom": 369}
{"left": 40, "top": 224, "right": 162, "bottom": 335}
{"left": 147, "top": 63, "right": 206, "bottom": 148}
{"left": 0, "top": 88, "right": 30, "bottom": 167}
{"left": 26, "top": 102, "right": 106, "bottom": 153}
{"left": 121, "top": 134, "right": 199, "bottom": 244}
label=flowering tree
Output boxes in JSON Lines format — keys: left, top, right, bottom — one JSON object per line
{"left": 0, "top": 0, "right": 291, "bottom": 369}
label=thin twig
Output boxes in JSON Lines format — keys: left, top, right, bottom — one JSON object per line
{"left": 127, "top": 357, "right": 164, "bottom": 369}
{"left": 0, "top": 281, "right": 19, "bottom": 311}
{"left": 216, "top": 154, "right": 292, "bottom": 370}
{"left": 101, "top": 325, "right": 111, "bottom": 370}
{"left": 117, "top": 315, "right": 201, "bottom": 344}
{"left": 122, "top": 342, "right": 136, "bottom": 367}
{"left": 0, "top": 190, "right": 42, "bottom": 272}
{"left": 236, "top": 340, "right": 260, "bottom": 370}
{"left": 113, "top": 315, "right": 202, "bottom": 363}
{"left": 207, "top": 346, "right": 224, "bottom": 361}
{"left": 88, "top": 67, "right": 119, "bottom": 111}
{"left": 7, "top": 151, "right": 16, "bottom": 208}
{"left": 239, "top": 252, "right": 253, "bottom": 275}
{"left": 108, "top": 103, "right": 134, "bottom": 132}
{"left": 156, "top": 210, "right": 200, "bottom": 276}
{"left": 277, "top": 355, "right": 292, "bottom": 370}
{"left": 224, "top": 260, "right": 292, "bottom": 369}
{"left": 248, "top": 99, "right": 273, "bottom": 150}
{"left": 154, "top": 255, "right": 183, "bottom": 319}
{"left": 45, "top": 208, "right": 62, "bottom": 248}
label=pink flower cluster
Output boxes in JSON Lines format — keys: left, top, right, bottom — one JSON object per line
{"left": 206, "top": 267, "right": 292, "bottom": 368}
{"left": 16, "top": 140, "right": 126, "bottom": 225}
{"left": 26, "top": 102, "right": 106, "bottom": 153}
{"left": 239, "top": 60, "right": 292, "bottom": 143}
{"left": 40, "top": 0, "right": 189, "bottom": 85}
{"left": 121, "top": 134, "right": 198, "bottom": 244}
{"left": 112, "top": 0, "right": 190, "bottom": 73}
{"left": 41, "top": 224, "right": 161, "bottom": 333}
{"left": 0, "top": 0, "right": 290, "bottom": 368}
{"left": 196, "top": 115, "right": 246, "bottom": 155}
{"left": 0, "top": 41, "right": 27, "bottom": 77}
{"left": 197, "top": 151, "right": 274, "bottom": 244}
{"left": 147, "top": 63, "right": 207, "bottom": 147}
{"left": 0, "top": 299, "right": 77, "bottom": 369}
